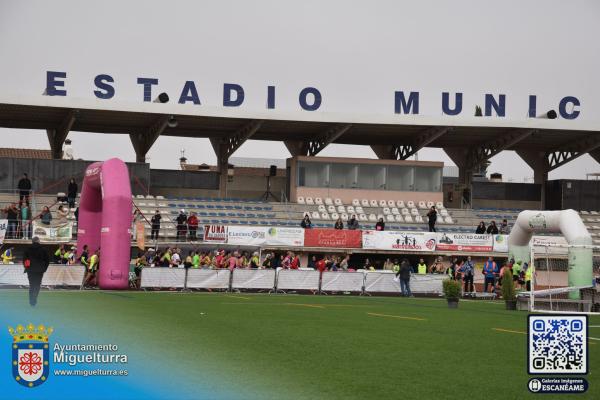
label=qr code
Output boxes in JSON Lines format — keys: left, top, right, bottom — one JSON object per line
{"left": 528, "top": 315, "right": 587, "bottom": 374}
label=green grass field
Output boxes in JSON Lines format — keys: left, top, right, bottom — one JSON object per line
{"left": 3, "top": 290, "right": 599, "bottom": 399}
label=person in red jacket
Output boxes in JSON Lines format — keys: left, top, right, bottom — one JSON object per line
{"left": 316, "top": 257, "right": 327, "bottom": 272}
{"left": 187, "top": 212, "right": 199, "bottom": 241}
{"left": 290, "top": 253, "right": 300, "bottom": 269}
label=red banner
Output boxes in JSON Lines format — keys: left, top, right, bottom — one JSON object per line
{"left": 303, "top": 229, "right": 362, "bottom": 248}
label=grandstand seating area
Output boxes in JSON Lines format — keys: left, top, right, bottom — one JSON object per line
{"left": 3, "top": 192, "right": 600, "bottom": 245}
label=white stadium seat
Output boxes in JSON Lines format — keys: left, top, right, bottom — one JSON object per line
{"left": 391, "top": 207, "right": 399, "bottom": 215}
{"left": 440, "top": 209, "right": 449, "bottom": 217}
{"left": 401, "top": 208, "right": 410, "bottom": 215}
{"left": 138, "top": 202, "right": 147, "bottom": 207}
{"left": 404, "top": 215, "right": 413, "bottom": 223}
{"left": 145, "top": 195, "right": 154, "bottom": 199}
{"left": 386, "top": 214, "right": 395, "bottom": 222}
{"left": 396, "top": 200, "right": 405, "bottom": 208}
{"left": 327, "top": 205, "right": 336, "bottom": 213}
{"left": 318, "top": 205, "right": 326, "bottom": 212}
{"left": 370, "top": 199, "right": 378, "bottom": 207}
{"left": 352, "top": 199, "right": 360, "bottom": 206}
{"left": 325, "top": 198, "right": 333, "bottom": 206}
{"left": 395, "top": 214, "right": 404, "bottom": 222}
{"left": 297, "top": 196, "right": 305, "bottom": 204}
{"left": 387, "top": 200, "right": 395, "bottom": 208}
{"left": 361, "top": 199, "right": 370, "bottom": 207}
{"left": 445, "top": 216, "right": 454, "bottom": 224}
{"left": 137, "top": 194, "right": 145, "bottom": 199}
{"left": 311, "top": 211, "right": 320, "bottom": 219}
{"left": 368, "top": 214, "right": 377, "bottom": 222}
{"left": 436, "top": 202, "right": 444, "bottom": 209}
{"left": 418, "top": 201, "right": 427, "bottom": 209}
{"left": 355, "top": 206, "right": 364, "bottom": 214}
{"left": 306, "top": 197, "right": 314, "bottom": 205}
{"left": 321, "top": 212, "right": 330, "bottom": 220}
{"left": 383, "top": 207, "right": 391, "bottom": 215}
{"left": 410, "top": 208, "right": 419, "bottom": 216}
{"left": 331, "top": 212, "right": 339, "bottom": 220}
{"left": 407, "top": 201, "right": 416, "bottom": 209}
{"left": 346, "top": 206, "right": 355, "bottom": 214}
{"left": 359, "top": 214, "right": 368, "bottom": 221}
{"left": 337, "top": 205, "right": 346, "bottom": 213}
{"left": 426, "top": 201, "right": 434, "bottom": 209}
{"left": 341, "top": 213, "right": 349, "bottom": 220}
{"left": 156, "top": 195, "right": 165, "bottom": 200}
{"left": 415, "top": 215, "right": 424, "bottom": 223}
{"left": 315, "top": 197, "right": 323, "bottom": 205}
{"left": 379, "top": 200, "right": 387, "bottom": 207}
{"left": 377, "top": 214, "right": 384, "bottom": 221}
{"left": 334, "top": 198, "right": 343, "bottom": 206}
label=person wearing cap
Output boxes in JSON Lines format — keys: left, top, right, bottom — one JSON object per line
{"left": 176, "top": 209, "right": 187, "bottom": 242}
{"left": 23, "top": 237, "right": 50, "bottom": 306}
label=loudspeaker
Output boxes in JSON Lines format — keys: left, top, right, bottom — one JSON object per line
{"left": 269, "top": 165, "right": 277, "bottom": 176}
{"left": 546, "top": 110, "right": 557, "bottom": 119}
{"left": 156, "top": 93, "right": 170, "bottom": 103}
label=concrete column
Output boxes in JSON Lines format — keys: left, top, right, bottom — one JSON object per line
{"left": 516, "top": 150, "right": 549, "bottom": 210}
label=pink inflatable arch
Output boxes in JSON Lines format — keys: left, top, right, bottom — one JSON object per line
{"left": 77, "top": 158, "right": 132, "bottom": 289}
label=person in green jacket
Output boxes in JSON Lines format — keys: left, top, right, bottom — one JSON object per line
{"left": 192, "top": 251, "right": 201, "bottom": 268}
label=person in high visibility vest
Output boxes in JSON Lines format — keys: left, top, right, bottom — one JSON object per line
{"left": 192, "top": 251, "right": 201, "bottom": 268}
{"left": 79, "top": 245, "right": 89, "bottom": 268}
{"left": 2, "top": 247, "right": 14, "bottom": 264}
{"left": 392, "top": 260, "right": 400, "bottom": 274}
{"left": 524, "top": 262, "right": 534, "bottom": 291}
{"left": 84, "top": 249, "right": 100, "bottom": 288}
{"left": 417, "top": 258, "right": 427, "bottom": 275}
{"left": 62, "top": 247, "right": 74, "bottom": 265}
{"left": 250, "top": 252, "right": 260, "bottom": 269}
{"left": 512, "top": 260, "right": 522, "bottom": 288}
{"left": 53, "top": 245, "right": 65, "bottom": 263}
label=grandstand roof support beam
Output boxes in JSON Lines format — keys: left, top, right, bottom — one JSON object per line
{"left": 444, "top": 147, "right": 474, "bottom": 187}
{"left": 210, "top": 119, "right": 264, "bottom": 197}
{"left": 129, "top": 115, "right": 170, "bottom": 163}
{"left": 306, "top": 124, "right": 352, "bottom": 156}
{"left": 470, "top": 128, "right": 536, "bottom": 168}
{"left": 545, "top": 134, "right": 600, "bottom": 171}
{"left": 46, "top": 109, "right": 77, "bottom": 159}
{"left": 284, "top": 140, "right": 308, "bottom": 157}
{"left": 374, "top": 126, "right": 451, "bottom": 160}
{"left": 590, "top": 149, "right": 600, "bottom": 165}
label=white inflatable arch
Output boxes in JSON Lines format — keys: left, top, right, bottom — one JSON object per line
{"left": 508, "top": 209, "right": 593, "bottom": 289}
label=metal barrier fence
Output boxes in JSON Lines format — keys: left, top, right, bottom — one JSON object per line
{"left": 0, "top": 264, "right": 86, "bottom": 288}
{"left": 139, "top": 268, "right": 445, "bottom": 295}
{"left": 0, "top": 264, "right": 444, "bottom": 295}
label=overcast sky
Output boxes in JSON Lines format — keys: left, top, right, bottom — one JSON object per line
{"left": 0, "top": 0, "right": 598, "bottom": 181}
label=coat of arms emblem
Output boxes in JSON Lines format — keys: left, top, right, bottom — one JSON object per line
{"left": 8, "top": 323, "right": 53, "bottom": 387}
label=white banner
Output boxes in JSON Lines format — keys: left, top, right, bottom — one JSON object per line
{"left": 362, "top": 230, "right": 437, "bottom": 252}
{"left": 531, "top": 235, "right": 569, "bottom": 255}
{"left": 0, "top": 219, "right": 7, "bottom": 244}
{"left": 493, "top": 235, "right": 509, "bottom": 253}
{"left": 140, "top": 267, "right": 186, "bottom": 288}
{"left": 231, "top": 268, "right": 276, "bottom": 290}
{"left": 31, "top": 221, "right": 73, "bottom": 243}
{"left": 435, "top": 233, "right": 494, "bottom": 252}
{"left": 364, "top": 271, "right": 445, "bottom": 294}
{"left": 186, "top": 269, "right": 231, "bottom": 289}
{"left": 276, "top": 269, "right": 320, "bottom": 291}
{"left": 227, "top": 226, "right": 268, "bottom": 246}
{"left": 320, "top": 271, "right": 364, "bottom": 292}
{"left": 265, "top": 227, "right": 305, "bottom": 247}
{"left": 0, "top": 264, "right": 85, "bottom": 287}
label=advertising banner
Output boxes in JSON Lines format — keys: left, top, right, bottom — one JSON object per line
{"left": 227, "top": 226, "right": 268, "bottom": 246}
{"left": 0, "top": 219, "right": 7, "bottom": 244}
{"left": 265, "top": 227, "right": 305, "bottom": 247}
{"left": 303, "top": 229, "right": 362, "bottom": 248}
{"left": 362, "top": 231, "right": 437, "bottom": 252}
{"left": 203, "top": 225, "right": 228, "bottom": 243}
{"left": 435, "top": 233, "right": 493, "bottom": 252}
{"left": 135, "top": 221, "right": 145, "bottom": 250}
{"left": 31, "top": 221, "right": 73, "bottom": 243}
{"left": 492, "top": 234, "right": 509, "bottom": 253}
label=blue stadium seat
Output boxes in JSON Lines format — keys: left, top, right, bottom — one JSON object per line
{"left": 256, "top": 214, "right": 266, "bottom": 218}
{"left": 263, "top": 206, "right": 273, "bottom": 211}
{"left": 199, "top": 212, "right": 208, "bottom": 217}
{"left": 221, "top": 219, "right": 230, "bottom": 224}
{"left": 208, "top": 212, "right": 217, "bottom": 217}
{"left": 230, "top": 220, "right": 239, "bottom": 224}
{"left": 254, "top": 206, "right": 263, "bottom": 211}
{"left": 239, "top": 220, "right": 248, "bottom": 225}
{"left": 218, "top": 212, "right": 226, "bottom": 217}
{"left": 206, "top": 205, "right": 215, "bottom": 209}
{"left": 168, "top": 203, "right": 177, "bottom": 207}
{"left": 244, "top": 206, "right": 253, "bottom": 211}
{"left": 234, "top": 205, "right": 242, "bottom": 210}
{"left": 249, "top": 221, "right": 258, "bottom": 225}
{"left": 210, "top": 219, "right": 219, "bottom": 224}
{"left": 236, "top": 213, "right": 245, "bottom": 218}
{"left": 196, "top": 204, "right": 206, "bottom": 209}
{"left": 260, "top": 221, "right": 269, "bottom": 225}
{"left": 246, "top": 213, "right": 256, "bottom": 218}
